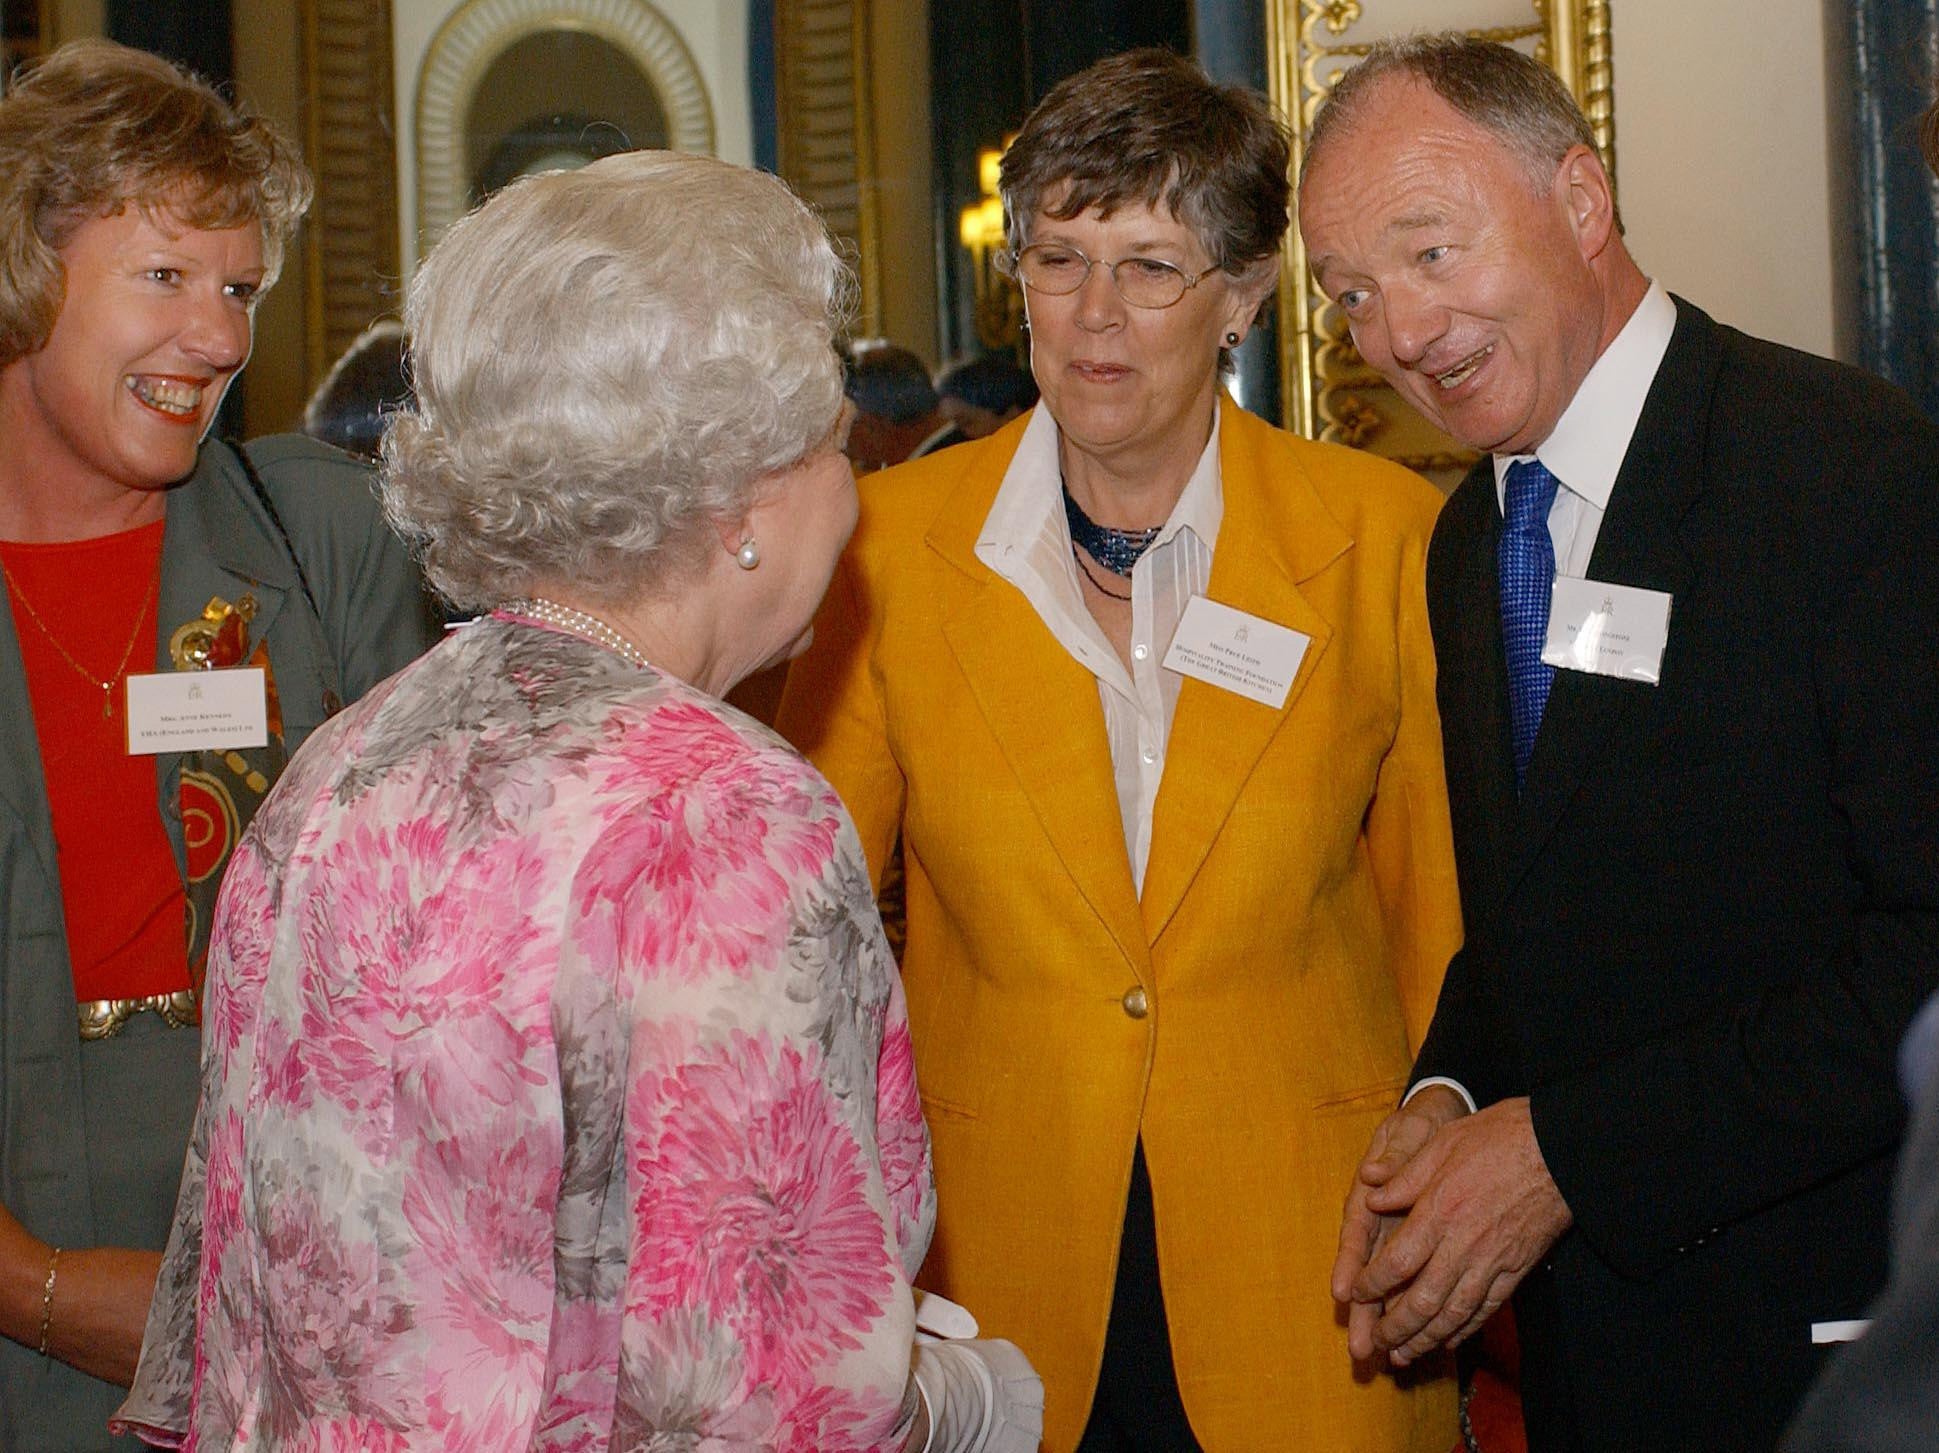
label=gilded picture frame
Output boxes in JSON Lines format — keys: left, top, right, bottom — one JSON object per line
{"left": 414, "top": 0, "right": 715, "bottom": 252}
{"left": 1269, "top": 0, "right": 1616, "bottom": 473}
{"left": 299, "top": 0, "right": 402, "bottom": 389}
{"left": 771, "top": 0, "right": 883, "bottom": 340}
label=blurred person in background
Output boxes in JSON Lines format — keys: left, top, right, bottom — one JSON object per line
{"left": 0, "top": 41, "right": 435, "bottom": 1451}
{"left": 845, "top": 339, "right": 954, "bottom": 471}
{"left": 300, "top": 317, "right": 410, "bottom": 461}
{"left": 933, "top": 353, "right": 1038, "bottom": 447}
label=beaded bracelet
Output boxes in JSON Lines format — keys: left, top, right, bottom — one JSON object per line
{"left": 36, "top": 1246, "right": 60, "bottom": 1357}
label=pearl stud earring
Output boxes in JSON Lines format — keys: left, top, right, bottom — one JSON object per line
{"left": 736, "top": 538, "right": 761, "bottom": 570}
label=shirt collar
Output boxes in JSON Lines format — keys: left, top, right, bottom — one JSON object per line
{"left": 1492, "top": 280, "right": 1675, "bottom": 508}
{"left": 1154, "top": 411, "right": 1224, "bottom": 552}
{"left": 978, "top": 402, "right": 1224, "bottom": 567}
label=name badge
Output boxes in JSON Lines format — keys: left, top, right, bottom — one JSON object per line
{"left": 126, "top": 668, "right": 269, "bottom": 755}
{"left": 1162, "top": 596, "right": 1309, "bottom": 708}
{"left": 1811, "top": 1320, "right": 1871, "bottom": 1345}
{"left": 1542, "top": 577, "right": 1672, "bottom": 684}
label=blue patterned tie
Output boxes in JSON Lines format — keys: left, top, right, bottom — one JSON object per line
{"left": 1500, "top": 459, "right": 1561, "bottom": 787}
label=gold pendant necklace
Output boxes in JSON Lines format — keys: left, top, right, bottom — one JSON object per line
{"left": 1, "top": 556, "right": 162, "bottom": 719}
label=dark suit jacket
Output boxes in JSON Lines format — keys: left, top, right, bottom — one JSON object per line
{"left": 1413, "top": 298, "right": 1939, "bottom": 1452}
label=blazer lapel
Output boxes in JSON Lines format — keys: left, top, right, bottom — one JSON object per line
{"left": 929, "top": 441, "right": 1149, "bottom": 967}
{"left": 0, "top": 587, "right": 58, "bottom": 886}
{"left": 0, "top": 446, "right": 295, "bottom": 887}
{"left": 1140, "top": 404, "right": 1350, "bottom": 943}
{"left": 153, "top": 446, "right": 303, "bottom": 870}
{"left": 1436, "top": 463, "right": 1521, "bottom": 928}
{"left": 1503, "top": 300, "right": 1720, "bottom": 897}
{"left": 160, "top": 444, "right": 299, "bottom": 674}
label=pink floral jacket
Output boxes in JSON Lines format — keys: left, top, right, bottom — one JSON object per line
{"left": 117, "top": 615, "right": 935, "bottom": 1450}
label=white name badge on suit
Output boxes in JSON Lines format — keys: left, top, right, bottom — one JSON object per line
{"left": 1162, "top": 596, "right": 1310, "bottom": 708}
{"left": 1542, "top": 577, "right": 1673, "bottom": 684}
{"left": 125, "top": 667, "right": 270, "bottom": 755}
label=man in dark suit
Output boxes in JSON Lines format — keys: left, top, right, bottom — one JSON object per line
{"left": 1298, "top": 34, "right": 1939, "bottom": 1452}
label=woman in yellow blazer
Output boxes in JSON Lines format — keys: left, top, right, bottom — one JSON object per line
{"left": 779, "top": 50, "right": 1462, "bottom": 1453}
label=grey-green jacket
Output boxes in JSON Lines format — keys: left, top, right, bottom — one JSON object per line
{"left": 0, "top": 436, "right": 438, "bottom": 1451}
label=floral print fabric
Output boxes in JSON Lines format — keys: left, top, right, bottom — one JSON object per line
{"left": 118, "top": 615, "right": 934, "bottom": 1451}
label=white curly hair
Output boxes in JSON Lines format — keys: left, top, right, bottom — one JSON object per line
{"left": 382, "top": 150, "right": 852, "bottom": 610}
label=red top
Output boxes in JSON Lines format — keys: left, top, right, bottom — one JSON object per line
{"left": 1, "top": 521, "right": 188, "bottom": 1001}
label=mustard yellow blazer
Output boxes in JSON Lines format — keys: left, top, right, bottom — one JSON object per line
{"left": 778, "top": 400, "right": 1463, "bottom": 1452}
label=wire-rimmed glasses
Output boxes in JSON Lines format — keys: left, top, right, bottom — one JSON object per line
{"left": 995, "top": 242, "right": 1219, "bottom": 310}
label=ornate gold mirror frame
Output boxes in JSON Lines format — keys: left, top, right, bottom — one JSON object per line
{"left": 300, "top": 0, "right": 401, "bottom": 388}
{"left": 1270, "top": 0, "right": 1615, "bottom": 472}
{"left": 415, "top": 0, "right": 715, "bottom": 251}
{"left": 771, "top": 0, "right": 882, "bottom": 339}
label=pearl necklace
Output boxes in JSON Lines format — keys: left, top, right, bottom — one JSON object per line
{"left": 503, "top": 597, "right": 651, "bottom": 669}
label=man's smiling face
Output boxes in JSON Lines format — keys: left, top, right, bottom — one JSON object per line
{"left": 1298, "top": 76, "right": 1607, "bottom": 455}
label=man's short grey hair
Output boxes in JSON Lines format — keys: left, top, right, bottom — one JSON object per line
{"left": 383, "top": 150, "right": 851, "bottom": 611}
{"left": 1303, "top": 32, "right": 1613, "bottom": 225}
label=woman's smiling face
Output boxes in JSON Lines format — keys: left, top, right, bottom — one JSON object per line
{"left": 1, "top": 203, "right": 263, "bottom": 502}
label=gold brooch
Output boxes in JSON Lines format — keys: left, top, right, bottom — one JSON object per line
{"left": 169, "top": 593, "right": 257, "bottom": 671}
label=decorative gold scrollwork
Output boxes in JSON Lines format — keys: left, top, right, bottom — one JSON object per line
{"left": 1320, "top": 1, "right": 1363, "bottom": 35}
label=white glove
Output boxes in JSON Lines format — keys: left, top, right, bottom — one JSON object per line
{"left": 911, "top": 1337, "right": 1044, "bottom": 1453}
{"left": 913, "top": 1289, "right": 982, "bottom": 1343}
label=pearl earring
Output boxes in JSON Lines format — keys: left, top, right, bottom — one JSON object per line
{"left": 1224, "top": 331, "right": 1241, "bottom": 347}
{"left": 735, "top": 538, "right": 761, "bottom": 570}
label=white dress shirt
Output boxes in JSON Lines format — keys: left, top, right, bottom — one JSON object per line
{"left": 1416, "top": 282, "right": 1677, "bottom": 1116}
{"left": 1490, "top": 280, "right": 1677, "bottom": 575}
{"left": 974, "top": 403, "right": 1221, "bottom": 892}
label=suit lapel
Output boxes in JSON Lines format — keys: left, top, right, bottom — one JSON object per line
{"left": 1140, "top": 405, "right": 1350, "bottom": 943}
{"left": 929, "top": 436, "right": 1149, "bottom": 966}
{"left": 0, "top": 586, "right": 58, "bottom": 886}
{"left": 160, "top": 444, "right": 299, "bottom": 674}
{"left": 153, "top": 446, "right": 302, "bottom": 868}
{"left": 1436, "top": 462, "right": 1521, "bottom": 926}
{"left": 1502, "top": 300, "right": 1721, "bottom": 898}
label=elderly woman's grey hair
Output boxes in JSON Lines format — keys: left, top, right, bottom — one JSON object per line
{"left": 382, "top": 150, "right": 852, "bottom": 612}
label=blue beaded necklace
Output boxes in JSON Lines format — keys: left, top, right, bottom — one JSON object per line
{"left": 1062, "top": 484, "right": 1162, "bottom": 577}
